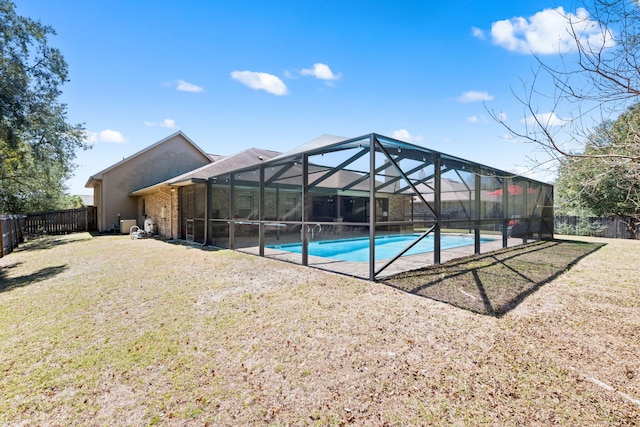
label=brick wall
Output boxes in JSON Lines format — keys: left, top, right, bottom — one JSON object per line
{"left": 388, "top": 194, "right": 406, "bottom": 221}
{"left": 137, "top": 189, "right": 178, "bottom": 239}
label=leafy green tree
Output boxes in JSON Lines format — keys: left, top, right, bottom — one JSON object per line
{"left": 555, "top": 103, "right": 640, "bottom": 234}
{"left": 0, "top": 0, "right": 88, "bottom": 214}
{"left": 64, "top": 195, "right": 86, "bottom": 208}
{"left": 488, "top": 0, "right": 640, "bottom": 236}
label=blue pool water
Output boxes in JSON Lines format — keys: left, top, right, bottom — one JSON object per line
{"left": 267, "top": 234, "right": 494, "bottom": 262}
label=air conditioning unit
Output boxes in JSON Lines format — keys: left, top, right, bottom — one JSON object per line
{"left": 120, "top": 219, "right": 137, "bottom": 234}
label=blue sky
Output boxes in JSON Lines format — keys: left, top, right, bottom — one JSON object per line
{"left": 14, "top": 0, "right": 611, "bottom": 195}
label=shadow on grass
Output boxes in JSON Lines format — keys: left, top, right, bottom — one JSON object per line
{"left": 89, "top": 233, "right": 223, "bottom": 251}
{"left": 18, "top": 234, "right": 93, "bottom": 252}
{"left": 383, "top": 239, "right": 605, "bottom": 317}
{"left": 166, "top": 240, "right": 223, "bottom": 251}
{"left": 0, "top": 264, "right": 68, "bottom": 293}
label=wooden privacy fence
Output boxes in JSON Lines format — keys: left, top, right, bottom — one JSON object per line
{"left": 0, "top": 215, "right": 26, "bottom": 258}
{"left": 555, "top": 215, "right": 640, "bottom": 239}
{"left": 23, "top": 206, "right": 97, "bottom": 235}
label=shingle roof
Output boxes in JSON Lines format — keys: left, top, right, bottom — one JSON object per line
{"left": 168, "top": 147, "right": 281, "bottom": 183}
{"left": 129, "top": 147, "right": 280, "bottom": 195}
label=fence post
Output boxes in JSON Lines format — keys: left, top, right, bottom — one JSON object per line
{"left": 8, "top": 216, "right": 15, "bottom": 251}
{"left": 0, "top": 218, "right": 5, "bottom": 258}
{"left": 18, "top": 215, "right": 24, "bottom": 243}
{"left": 13, "top": 216, "right": 18, "bottom": 248}
{"left": 14, "top": 216, "right": 21, "bottom": 247}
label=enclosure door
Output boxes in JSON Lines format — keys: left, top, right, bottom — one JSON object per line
{"left": 181, "top": 187, "right": 195, "bottom": 241}
{"left": 180, "top": 184, "right": 207, "bottom": 243}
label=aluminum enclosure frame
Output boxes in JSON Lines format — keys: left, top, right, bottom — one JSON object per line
{"left": 203, "top": 133, "right": 554, "bottom": 281}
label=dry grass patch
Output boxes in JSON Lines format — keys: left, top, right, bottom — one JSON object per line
{"left": 0, "top": 233, "right": 638, "bottom": 425}
{"left": 384, "top": 239, "right": 604, "bottom": 316}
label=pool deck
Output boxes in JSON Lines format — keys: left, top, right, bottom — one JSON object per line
{"left": 239, "top": 234, "right": 537, "bottom": 280}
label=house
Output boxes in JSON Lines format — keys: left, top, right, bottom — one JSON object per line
{"left": 87, "top": 131, "right": 554, "bottom": 280}
{"left": 85, "top": 131, "right": 214, "bottom": 233}
{"left": 130, "top": 146, "right": 281, "bottom": 242}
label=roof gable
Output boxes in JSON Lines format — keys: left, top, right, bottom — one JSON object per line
{"left": 85, "top": 131, "right": 211, "bottom": 187}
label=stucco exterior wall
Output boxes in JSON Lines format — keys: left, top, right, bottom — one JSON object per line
{"left": 95, "top": 134, "right": 210, "bottom": 232}
{"left": 92, "top": 183, "right": 104, "bottom": 231}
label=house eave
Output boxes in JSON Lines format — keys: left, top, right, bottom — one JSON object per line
{"left": 129, "top": 178, "right": 207, "bottom": 196}
{"left": 85, "top": 176, "right": 102, "bottom": 188}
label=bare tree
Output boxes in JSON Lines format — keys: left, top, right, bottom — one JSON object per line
{"left": 490, "top": 1, "right": 640, "bottom": 234}
{"left": 492, "top": 0, "right": 640, "bottom": 163}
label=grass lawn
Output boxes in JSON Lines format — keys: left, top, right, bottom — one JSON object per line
{"left": 0, "top": 233, "right": 639, "bottom": 425}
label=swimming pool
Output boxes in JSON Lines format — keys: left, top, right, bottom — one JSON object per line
{"left": 267, "top": 233, "right": 494, "bottom": 262}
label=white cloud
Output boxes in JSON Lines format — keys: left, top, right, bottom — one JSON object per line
{"left": 472, "top": 26, "right": 485, "bottom": 40}
{"left": 175, "top": 79, "right": 204, "bottom": 93}
{"left": 466, "top": 111, "right": 506, "bottom": 124}
{"left": 509, "top": 165, "right": 539, "bottom": 179}
{"left": 490, "top": 7, "right": 615, "bottom": 55}
{"left": 301, "top": 63, "right": 342, "bottom": 81}
{"left": 144, "top": 119, "right": 176, "bottom": 129}
{"left": 392, "top": 129, "right": 424, "bottom": 143}
{"left": 457, "top": 90, "right": 494, "bottom": 103}
{"left": 230, "top": 71, "right": 288, "bottom": 96}
{"left": 86, "top": 129, "right": 127, "bottom": 144}
{"left": 508, "top": 165, "right": 555, "bottom": 183}
{"left": 523, "top": 112, "right": 571, "bottom": 126}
